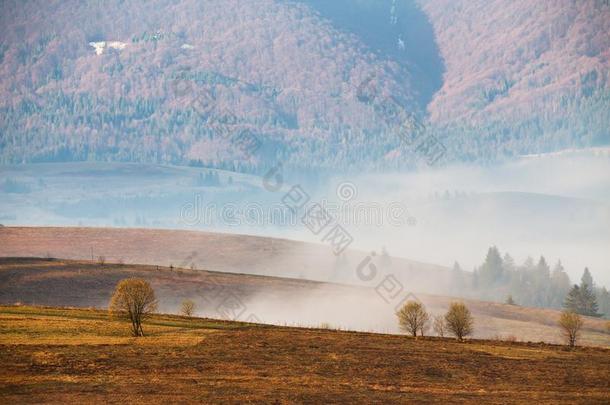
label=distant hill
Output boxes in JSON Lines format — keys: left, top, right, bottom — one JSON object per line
{"left": 0, "top": 0, "right": 608, "bottom": 169}
{"left": 0, "top": 226, "right": 451, "bottom": 290}
{"left": 1, "top": 159, "right": 609, "bottom": 287}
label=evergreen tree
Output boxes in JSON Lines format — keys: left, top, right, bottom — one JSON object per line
{"left": 579, "top": 269, "right": 600, "bottom": 317}
{"left": 502, "top": 253, "right": 516, "bottom": 284}
{"left": 550, "top": 261, "right": 571, "bottom": 308}
{"left": 597, "top": 287, "right": 610, "bottom": 319}
{"left": 479, "top": 246, "right": 503, "bottom": 287}
{"left": 564, "top": 285, "right": 582, "bottom": 312}
{"left": 581, "top": 267, "right": 594, "bottom": 290}
{"left": 516, "top": 257, "right": 536, "bottom": 307}
{"left": 533, "top": 256, "right": 552, "bottom": 307}
{"left": 563, "top": 269, "right": 602, "bottom": 317}
{"left": 450, "top": 261, "right": 464, "bottom": 292}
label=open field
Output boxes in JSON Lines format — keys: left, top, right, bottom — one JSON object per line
{"left": 1, "top": 305, "right": 609, "bottom": 404}
{"left": 1, "top": 257, "right": 609, "bottom": 346}
{"left": 0, "top": 226, "right": 451, "bottom": 289}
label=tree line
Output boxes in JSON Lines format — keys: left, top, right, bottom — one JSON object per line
{"left": 396, "top": 299, "right": 590, "bottom": 348}
{"left": 451, "top": 246, "right": 610, "bottom": 318}
{"left": 397, "top": 301, "right": 474, "bottom": 341}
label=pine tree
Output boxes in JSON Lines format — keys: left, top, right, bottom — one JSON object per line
{"left": 533, "top": 256, "right": 552, "bottom": 307}
{"left": 564, "top": 285, "right": 581, "bottom": 312}
{"left": 563, "top": 270, "right": 602, "bottom": 317}
{"left": 581, "top": 267, "right": 594, "bottom": 290}
{"left": 451, "top": 262, "right": 464, "bottom": 292}
{"left": 550, "top": 261, "right": 571, "bottom": 308}
{"left": 517, "top": 257, "right": 536, "bottom": 307}
{"left": 597, "top": 287, "right": 610, "bottom": 319}
{"left": 502, "top": 253, "right": 516, "bottom": 285}
{"left": 579, "top": 268, "right": 600, "bottom": 317}
{"left": 580, "top": 287, "right": 600, "bottom": 317}
{"left": 479, "top": 246, "right": 503, "bottom": 287}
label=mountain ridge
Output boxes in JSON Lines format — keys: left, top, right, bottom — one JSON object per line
{"left": 0, "top": 0, "right": 608, "bottom": 169}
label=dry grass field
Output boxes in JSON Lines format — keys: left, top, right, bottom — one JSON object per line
{"left": 0, "top": 226, "right": 451, "bottom": 288}
{"left": 1, "top": 257, "right": 609, "bottom": 346}
{"left": 1, "top": 305, "right": 609, "bottom": 404}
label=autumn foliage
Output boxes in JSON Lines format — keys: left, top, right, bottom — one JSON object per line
{"left": 109, "top": 278, "right": 157, "bottom": 337}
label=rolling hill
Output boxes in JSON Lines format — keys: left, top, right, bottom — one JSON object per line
{"left": 0, "top": 226, "right": 452, "bottom": 290}
{"left": 1, "top": 157, "right": 609, "bottom": 290}
{"left": 1, "top": 256, "right": 609, "bottom": 346}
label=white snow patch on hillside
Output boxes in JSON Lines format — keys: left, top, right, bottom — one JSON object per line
{"left": 89, "top": 41, "right": 127, "bottom": 55}
{"left": 520, "top": 147, "right": 610, "bottom": 160}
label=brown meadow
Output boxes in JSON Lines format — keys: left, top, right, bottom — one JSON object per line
{"left": 1, "top": 305, "right": 609, "bottom": 404}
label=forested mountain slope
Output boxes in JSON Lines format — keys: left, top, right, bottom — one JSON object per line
{"left": 0, "top": 0, "right": 608, "bottom": 169}
{"left": 421, "top": 0, "right": 610, "bottom": 158}
{"left": 0, "top": 0, "right": 420, "bottom": 170}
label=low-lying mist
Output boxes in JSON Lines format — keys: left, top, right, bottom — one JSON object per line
{"left": 1, "top": 148, "right": 609, "bottom": 289}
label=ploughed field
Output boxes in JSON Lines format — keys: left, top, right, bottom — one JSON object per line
{"left": 0, "top": 305, "right": 609, "bottom": 404}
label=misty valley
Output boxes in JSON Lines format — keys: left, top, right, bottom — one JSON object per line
{"left": 1, "top": 0, "right": 609, "bottom": 403}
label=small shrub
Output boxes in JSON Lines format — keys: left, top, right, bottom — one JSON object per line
{"left": 559, "top": 310, "right": 583, "bottom": 348}
{"left": 445, "top": 302, "right": 474, "bottom": 341}
{"left": 433, "top": 314, "right": 446, "bottom": 337}
{"left": 180, "top": 299, "right": 196, "bottom": 317}
{"left": 109, "top": 278, "right": 157, "bottom": 337}
{"left": 397, "top": 301, "right": 430, "bottom": 337}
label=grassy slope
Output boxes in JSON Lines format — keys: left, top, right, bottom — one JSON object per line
{"left": 1, "top": 257, "right": 609, "bottom": 347}
{"left": 1, "top": 305, "right": 609, "bottom": 403}
{"left": 0, "top": 226, "right": 450, "bottom": 286}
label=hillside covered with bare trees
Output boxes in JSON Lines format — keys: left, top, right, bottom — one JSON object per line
{"left": 1, "top": 0, "right": 608, "bottom": 170}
